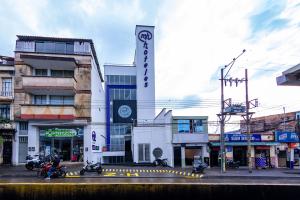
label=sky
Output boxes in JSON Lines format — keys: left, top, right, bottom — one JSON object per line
{"left": 1, "top": 0, "right": 300, "bottom": 133}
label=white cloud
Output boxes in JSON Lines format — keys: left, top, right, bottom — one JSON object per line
{"left": 154, "top": 0, "right": 300, "bottom": 132}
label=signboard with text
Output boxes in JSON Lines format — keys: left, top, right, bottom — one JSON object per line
{"left": 275, "top": 131, "right": 299, "bottom": 143}
{"left": 224, "top": 134, "right": 261, "bottom": 142}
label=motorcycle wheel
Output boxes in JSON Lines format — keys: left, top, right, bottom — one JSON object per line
{"left": 97, "top": 168, "right": 102, "bottom": 174}
{"left": 80, "top": 169, "right": 85, "bottom": 175}
{"left": 61, "top": 171, "right": 66, "bottom": 178}
{"left": 25, "top": 163, "right": 34, "bottom": 170}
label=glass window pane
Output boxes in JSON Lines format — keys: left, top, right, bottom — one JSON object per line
{"left": 138, "top": 144, "right": 143, "bottom": 161}
{"left": 124, "top": 89, "right": 130, "bottom": 100}
{"left": 35, "top": 42, "right": 44, "bottom": 52}
{"left": 193, "top": 120, "right": 203, "bottom": 132}
{"left": 35, "top": 69, "right": 47, "bottom": 76}
{"left": 44, "top": 42, "right": 55, "bottom": 53}
{"left": 51, "top": 70, "right": 63, "bottom": 77}
{"left": 63, "top": 96, "right": 74, "bottom": 105}
{"left": 120, "top": 75, "right": 125, "bottom": 85}
{"left": 0, "top": 105, "right": 10, "bottom": 119}
{"left": 178, "top": 120, "right": 190, "bottom": 133}
{"left": 131, "top": 76, "right": 136, "bottom": 85}
{"left": 64, "top": 70, "right": 74, "bottom": 78}
{"left": 66, "top": 43, "right": 74, "bottom": 54}
{"left": 50, "top": 96, "right": 63, "bottom": 105}
{"left": 131, "top": 89, "right": 136, "bottom": 100}
{"left": 125, "top": 76, "right": 130, "bottom": 85}
{"left": 115, "top": 76, "right": 119, "bottom": 85}
{"left": 55, "top": 42, "right": 66, "bottom": 53}
{"left": 145, "top": 144, "right": 150, "bottom": 162}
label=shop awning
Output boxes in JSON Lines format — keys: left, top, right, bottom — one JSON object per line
{"left": 210, "top": 142, "right": 280, "bottom": 146}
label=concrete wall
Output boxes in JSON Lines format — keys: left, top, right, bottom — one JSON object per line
{"left": 87, "top": 58, "right": 106, "bottom": 163}
{"left": 132, "top": 109, "right": 174, "bottom": 167}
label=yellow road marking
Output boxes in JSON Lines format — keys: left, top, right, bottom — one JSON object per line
{"left": 103, "top": 172, "right": 116, "bottom": 177}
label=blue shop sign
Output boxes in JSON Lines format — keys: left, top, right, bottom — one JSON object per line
{"left": 275, "top": 131, "right": 299, "bottom": 143}
{"left": 224, "top": 134, "right": 261, "bottom": 142}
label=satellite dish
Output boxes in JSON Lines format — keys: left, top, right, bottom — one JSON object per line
{"left": 153, "top": 147, "right": 163, "bottom": 159}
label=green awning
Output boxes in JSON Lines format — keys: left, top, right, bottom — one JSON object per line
{"left": 210, "top": 142, "right": 280, "bottom": 146}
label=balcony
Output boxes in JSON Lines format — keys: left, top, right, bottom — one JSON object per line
{"left": 172, "top": 133, "right": 208, "bottom": 144}
{"left": 0, "top": 91, "right": 13, "bottom": 101}
{"left": 20, "top": 104, "right": 75, "bottom": 120}
{"left": 22, "top": 76, "right": 76, "bottom": 95}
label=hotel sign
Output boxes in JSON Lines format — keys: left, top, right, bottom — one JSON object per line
{"left": 138, "top": 30, "right": 153, "bottom": 88}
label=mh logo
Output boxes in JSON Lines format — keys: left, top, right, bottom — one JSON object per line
{"left": 138, "top": 30, "right": 152, "bottom": 42}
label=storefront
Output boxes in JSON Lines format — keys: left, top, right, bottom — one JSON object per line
{"left": 209, "top": 132, "right": 278, "bottom": 168}
{"left": 0, "top": 130, "right": 15, "bottom": 165}
{"left": 275, "top": 131, "right": 299, "bottom": 169}
{"left": 39, "top": 127, "right": 84, "bottom": 162}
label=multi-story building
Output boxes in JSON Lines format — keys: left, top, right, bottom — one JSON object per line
{"left": 0, "top": 56, "right": 15, "bottom": 165}
{"left": 13, "top": 36, "right": 105, "bottom": 165}
{"left": 172, "top": 116, "right": 209, "bottom": 168}
{"left": 102, "top": 25, "right": 155, "bottom": 164}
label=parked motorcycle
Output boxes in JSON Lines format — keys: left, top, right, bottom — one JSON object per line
{"left": 25, "top": 155, "right": 44, "bottom": 170}
{"left": 80, "top": 160, "right": 102, "bottom": 175}
{"left": 192, "top": 160, "right": 208, "bottom": 173}
{"left": 226, "top": 160, "right": 240, "bottom": 169}
{"left": 39, "top": 162, "right": 67, "bottom": 178}
{"left": 153, "top": 158, "right": 168, "bottom": 167}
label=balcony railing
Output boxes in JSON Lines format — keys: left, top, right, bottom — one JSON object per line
{"left": 20, "top": 104, "right": 75, "bottom": 120}
{"left": 172, "top": 133, "right": 209, "bottom": 144}
{"left": 0, "top": 91, "right": 13, "bottom": 97}
{"left": 22, "top": 76, "right": 76, "bottom": 94}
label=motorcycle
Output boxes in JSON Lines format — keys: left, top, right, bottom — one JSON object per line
{"left": 226, "top": 160, "right": 240, "bottom": 169}
{"left": 25, "top": 155, "right": 44, "bottom": 170}
{"left": 39, "top": 162, "right": 67, "bottom": 178}
{"left": 192, "top": 160, "right": 208, "bottom": 174}
{"left": 80, "top": 160, "right": 102, "bottom": 175}
{"left": 153, "top": 158, "right": 168, "bottom": 167}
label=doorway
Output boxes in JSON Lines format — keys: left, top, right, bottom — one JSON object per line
{"left": 174, "top": 147, "right": 181, "bottom": 167}
{"left": 3, "top": 139, "right": 12, "bottom": 164}
{"left": 233, "top": 146, "right": 247, "bottom": 166}
{"left": 125, "top": 137, "right": 132, "bottom": 163}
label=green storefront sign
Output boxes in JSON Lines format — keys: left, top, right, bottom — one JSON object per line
{"left": 45, "top": 128, "right": 77, "bottom": 137}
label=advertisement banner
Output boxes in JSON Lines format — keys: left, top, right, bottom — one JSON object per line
{"left": 225, "top": 134, "right": 261, "bottom": 142}
{"left": 276, "top": 131, "right": 299, "bottom": 143}
{"left": 45, "top": 128, "right": 77, "bottom": 137}
{"left": 113, "top": 100, "right": 137, "bottom": 123}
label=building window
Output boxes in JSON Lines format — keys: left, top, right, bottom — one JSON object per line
{"left": 138, "top": 144, "right": 150, "bottom": 162}
{"left": 51, "top": 70, "right": 74, "bottom": 78}
{"left": 1, "top": 78, "right": 12, "bottom": 96}
{"left": 35, "top": 41, "right": 74, "bottom": 54}
{"left": 0, "top": 105, "right": 10, "bottom": 120}
{"left": 35, "top": 69, "right": 48, "bottom": 76}
{"left": 19, "top": 122, "right": 28, "bottom": 131}
{"left": 178, "top": 120, "right": 190, "bottom": 133}
{"left": 106, "top": 75, "right": 136, "bottom": 85}
{"left": 193, "top": 119, "right": 204, "bottom": 132}
{"left": 50, "top": 96, "right": 74, "bottom": 105}
{"left": 33, "top": 95, "right": 47, "bottom": 105}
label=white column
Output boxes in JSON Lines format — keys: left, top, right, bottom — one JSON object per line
{"left": 181, "top": 147, "right": 185, "bottom": 168}
{"left": 28, "top": 123, "right": 39, "bottom": 156}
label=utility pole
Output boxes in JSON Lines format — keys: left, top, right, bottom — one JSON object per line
{"left": 218, "top": 50, "right": 258, "bottom": 174}
{"left": 245, "top": 69, "right": 252, "bottom": 173}
{"left": 220, "top": 68, "right": 226, "bottom": 173}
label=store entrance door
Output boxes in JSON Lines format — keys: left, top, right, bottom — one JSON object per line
{"left": 62, "top": 140, "right": 71, "bottom": 161}
{"left": 174, "top": 147, "right": 182, "bottom": 167}
{"left": 233, "top": 146, "right": 247, "bottom": 166}
{"left": 3, "top": 139, "right": 12, "bottom": 164}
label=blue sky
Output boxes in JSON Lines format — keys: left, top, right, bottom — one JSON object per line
{"left": 1, "top": 0, "right": 300, "bottom": 132}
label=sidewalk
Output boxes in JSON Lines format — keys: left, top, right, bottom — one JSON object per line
{"left": 200, "top": 167, "right": 300, "bottom": 178}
